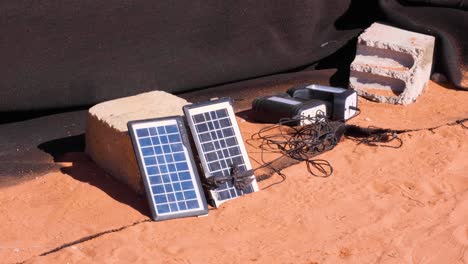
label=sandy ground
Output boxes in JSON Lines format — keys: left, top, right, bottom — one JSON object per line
{"left": 1, "top": 81, "right": 467, "bottom": 264}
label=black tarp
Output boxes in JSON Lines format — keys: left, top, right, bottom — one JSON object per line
{"left": 2, "top": 0, "right": 465, "bottom": 113}
{"left": 0, "top": 0, "right": 363, "bottom": 112}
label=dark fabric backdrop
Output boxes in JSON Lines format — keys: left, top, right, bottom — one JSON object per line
{"left": 0, "top": 0, "right": 466, "bottom": 112}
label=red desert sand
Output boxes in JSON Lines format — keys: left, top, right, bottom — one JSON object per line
{"left": 1, "top": 81, "right": 467, "bottom": 264}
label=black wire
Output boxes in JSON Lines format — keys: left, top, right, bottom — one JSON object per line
{"left": 450, "top": 118, "right": 468, "bottom": 129}
{"left": 247, "top": 113, "right": 345, "bottom": 186}
{"left": 344, "top": 125, "right": 403, "bottom": 148}
{"left": 345, "top": 117, "right": 468, "bottom": 148}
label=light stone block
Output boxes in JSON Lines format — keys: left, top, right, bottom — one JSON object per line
{"left": 85, "top": 91, "right": 189, "bottom": 193}
{"left": 349, "top": 23, "right": 435, "bottom": 104}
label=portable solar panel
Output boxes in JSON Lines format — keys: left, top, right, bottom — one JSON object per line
{"left": 183, "top": 98, "right": 259, "bottom": 207}
{"left": 128, "top": 116, "right": 208, "bottom": 221}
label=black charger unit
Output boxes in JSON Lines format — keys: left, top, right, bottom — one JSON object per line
{"left": 287, "top": 84, "right": 358, "bottom": 121}
{"left": 252, "top": 93, "right": 330, "bottom": 126}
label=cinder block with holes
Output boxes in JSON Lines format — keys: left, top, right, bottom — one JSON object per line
{"left": 85, "top": 91, "right": 189, "bottom": 193}
{"left": 349, "top": 23, "right": 435, "bottom": 105}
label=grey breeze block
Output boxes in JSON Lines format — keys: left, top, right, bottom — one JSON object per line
{"left": 85, "top": 91, "right": 189, "bottom": 194}
{"left": 349, "top": 22, "right": 435, "bottom": 105}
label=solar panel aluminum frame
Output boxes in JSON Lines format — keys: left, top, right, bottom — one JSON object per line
{"left": 128, "top": 116, "right": 208, "bottom": 221}
{"left": 183, "top": 98, "right": 259, "bottom": 207}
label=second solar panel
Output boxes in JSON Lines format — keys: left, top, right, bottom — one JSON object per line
{"left": 183, "top": 98, "right": 259, "bottom": 207}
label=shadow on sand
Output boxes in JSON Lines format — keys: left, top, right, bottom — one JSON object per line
{"left": 38, "top": 134, "right": 150, "bottom": 217}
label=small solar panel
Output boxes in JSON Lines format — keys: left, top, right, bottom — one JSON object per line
{"left": 128, "top": 116, "right": 208, "bottom": 221}
{"left": 183, "top": 98, "right": 259, "bottom": 207}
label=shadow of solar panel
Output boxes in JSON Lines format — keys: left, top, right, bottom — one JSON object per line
{"left": 183, "top": 98, "right": 259, "bottom": 207}
{"left": 128, "top": 116, "right": 208, "bottom": 221}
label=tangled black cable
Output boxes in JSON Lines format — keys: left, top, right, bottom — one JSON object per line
{"left": 247, "top": 113, "right": 346, "bottom": 185}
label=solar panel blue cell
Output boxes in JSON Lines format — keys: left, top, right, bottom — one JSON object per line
{"left": 207, "top": 122, "right": 214, "bottom": 130}
{"left": 173, "top": 152, "right": 185, "bottom": 161}
{"left": 170, "top": 173, "right": 178, "bottom": 181}
{"left": 184, "top": 190, "right": 196, "bottom": 199}
{"left": 196, "top": 123, "right": 208, "bottom": 133}
{"left": 169, "top": 203, "right": 178, "bottom": 211}
{"left": 186, "top": 200, "right": 199, "bottom": 209}
{"left": 202, "top": 142, "right": 215, "bottom": 152}
{"left": 167, "top": 163, "right": 176, "bottom": 172}
{"left": 162, "top": 174, "right": 170, "bottom": 183}
{"left": 141, "top": 147, "right": 154, "bottom": 156}
{"left": 165, "top": 125, "right": 178, "bottom": 133}
{"left": 152, "top": 185, "right": 165, "bottom": 194}
{"left": 164, "top": 184, "right": 173, "bottom": 192}
{"left": 193, "top": 114, "right": 205, "bottom": 123}
{"left": 149, "top": 176, "right": 162, "bottom": 185}
{"left": 157, "top": 127, "right": 166, "bottom": 134}
{"left": 154, "top": 146, "right": 163, "bottom": 154}
{"left": 229, "top": 147, "right": 240, "bottom": 155}
{"left": 165, "top": 154, "right": 174, "bottom": 162}
{"left": 176, "top": 162, "right": 188, "bottom": 171}
{"left": 216, "top": 109, "right": 228, "bottom": 118}
{"left": 178, "top": 202, "right": 187, "bottom": 210}
{"left": 173, "top": 182, "right": 182, "bottom": 191}
{"left": 206, "top": 152, "right": 217, "bottom": 162}
{"left": 213, "top": 141, "right": 221, "bottom": 149}
{"left": 167, "top": 193, "right": 176, "bottom": 202}
{"left": 178, "top": 172, "right": 191, "bottom": 180}
{"left": 219, "top": 118, "right": 231, "bottom": 127}
{"left": 155, "top": 155, "right": 164, "bottom": 163}
{"left": 147, "top": 166, "right": 159, "bottom": 175}
{"left": 139, "top": 137, "right": 152, "bottom": 147}
{"left": 199, "top": 133, "right": 211, "bottom": 143}
{"left": 160, "top": 136, "right": 168, "bottom": 144}
{"left": 208, "top": 162, "right": 221, "bottom": 171}
{"left": 136, "top": 128, "right": 149, "bottom": 137}
{"left": 181, "top": 181, "right": 194, "bottom": 189}
{"left": 128, "top": 116, "right": 208, "bottom": 221}
{"left": 159, "top": 165, "right": 168, "bottom": 174}
{"left": 157, "top": 204, "right": 170, "bottom": 214}
{"left": 170, "top": 143, "right": 183, "bottom": 152}
{"left": 175, "top": 192, "right": 184, "bottom": 200}
{"left": 144, "top": 156, "right": 157, "bottom": 165}
{"left": 225, "top": 137, "right": 237, "bottom": 146}
{"left": 168, "top": 134, "right": 181, "bottom": 143}
{"left": 162, "top": 145, "right": 171, "bottom": 153}
{"left": 154, "top": 194, "right": 167, "bottom": 204}
{"left": 222, "top": 128, "right": 234, "bottom": 137}
{"left": 150, "top": 136, "right": 160, "bottom": 144}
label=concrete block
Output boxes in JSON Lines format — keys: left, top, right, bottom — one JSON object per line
{"left": 85, "top": 91, "right": 189, "bottom": 193}
{"left": 349, "top": 23, "right": 435, "bottom": 104}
